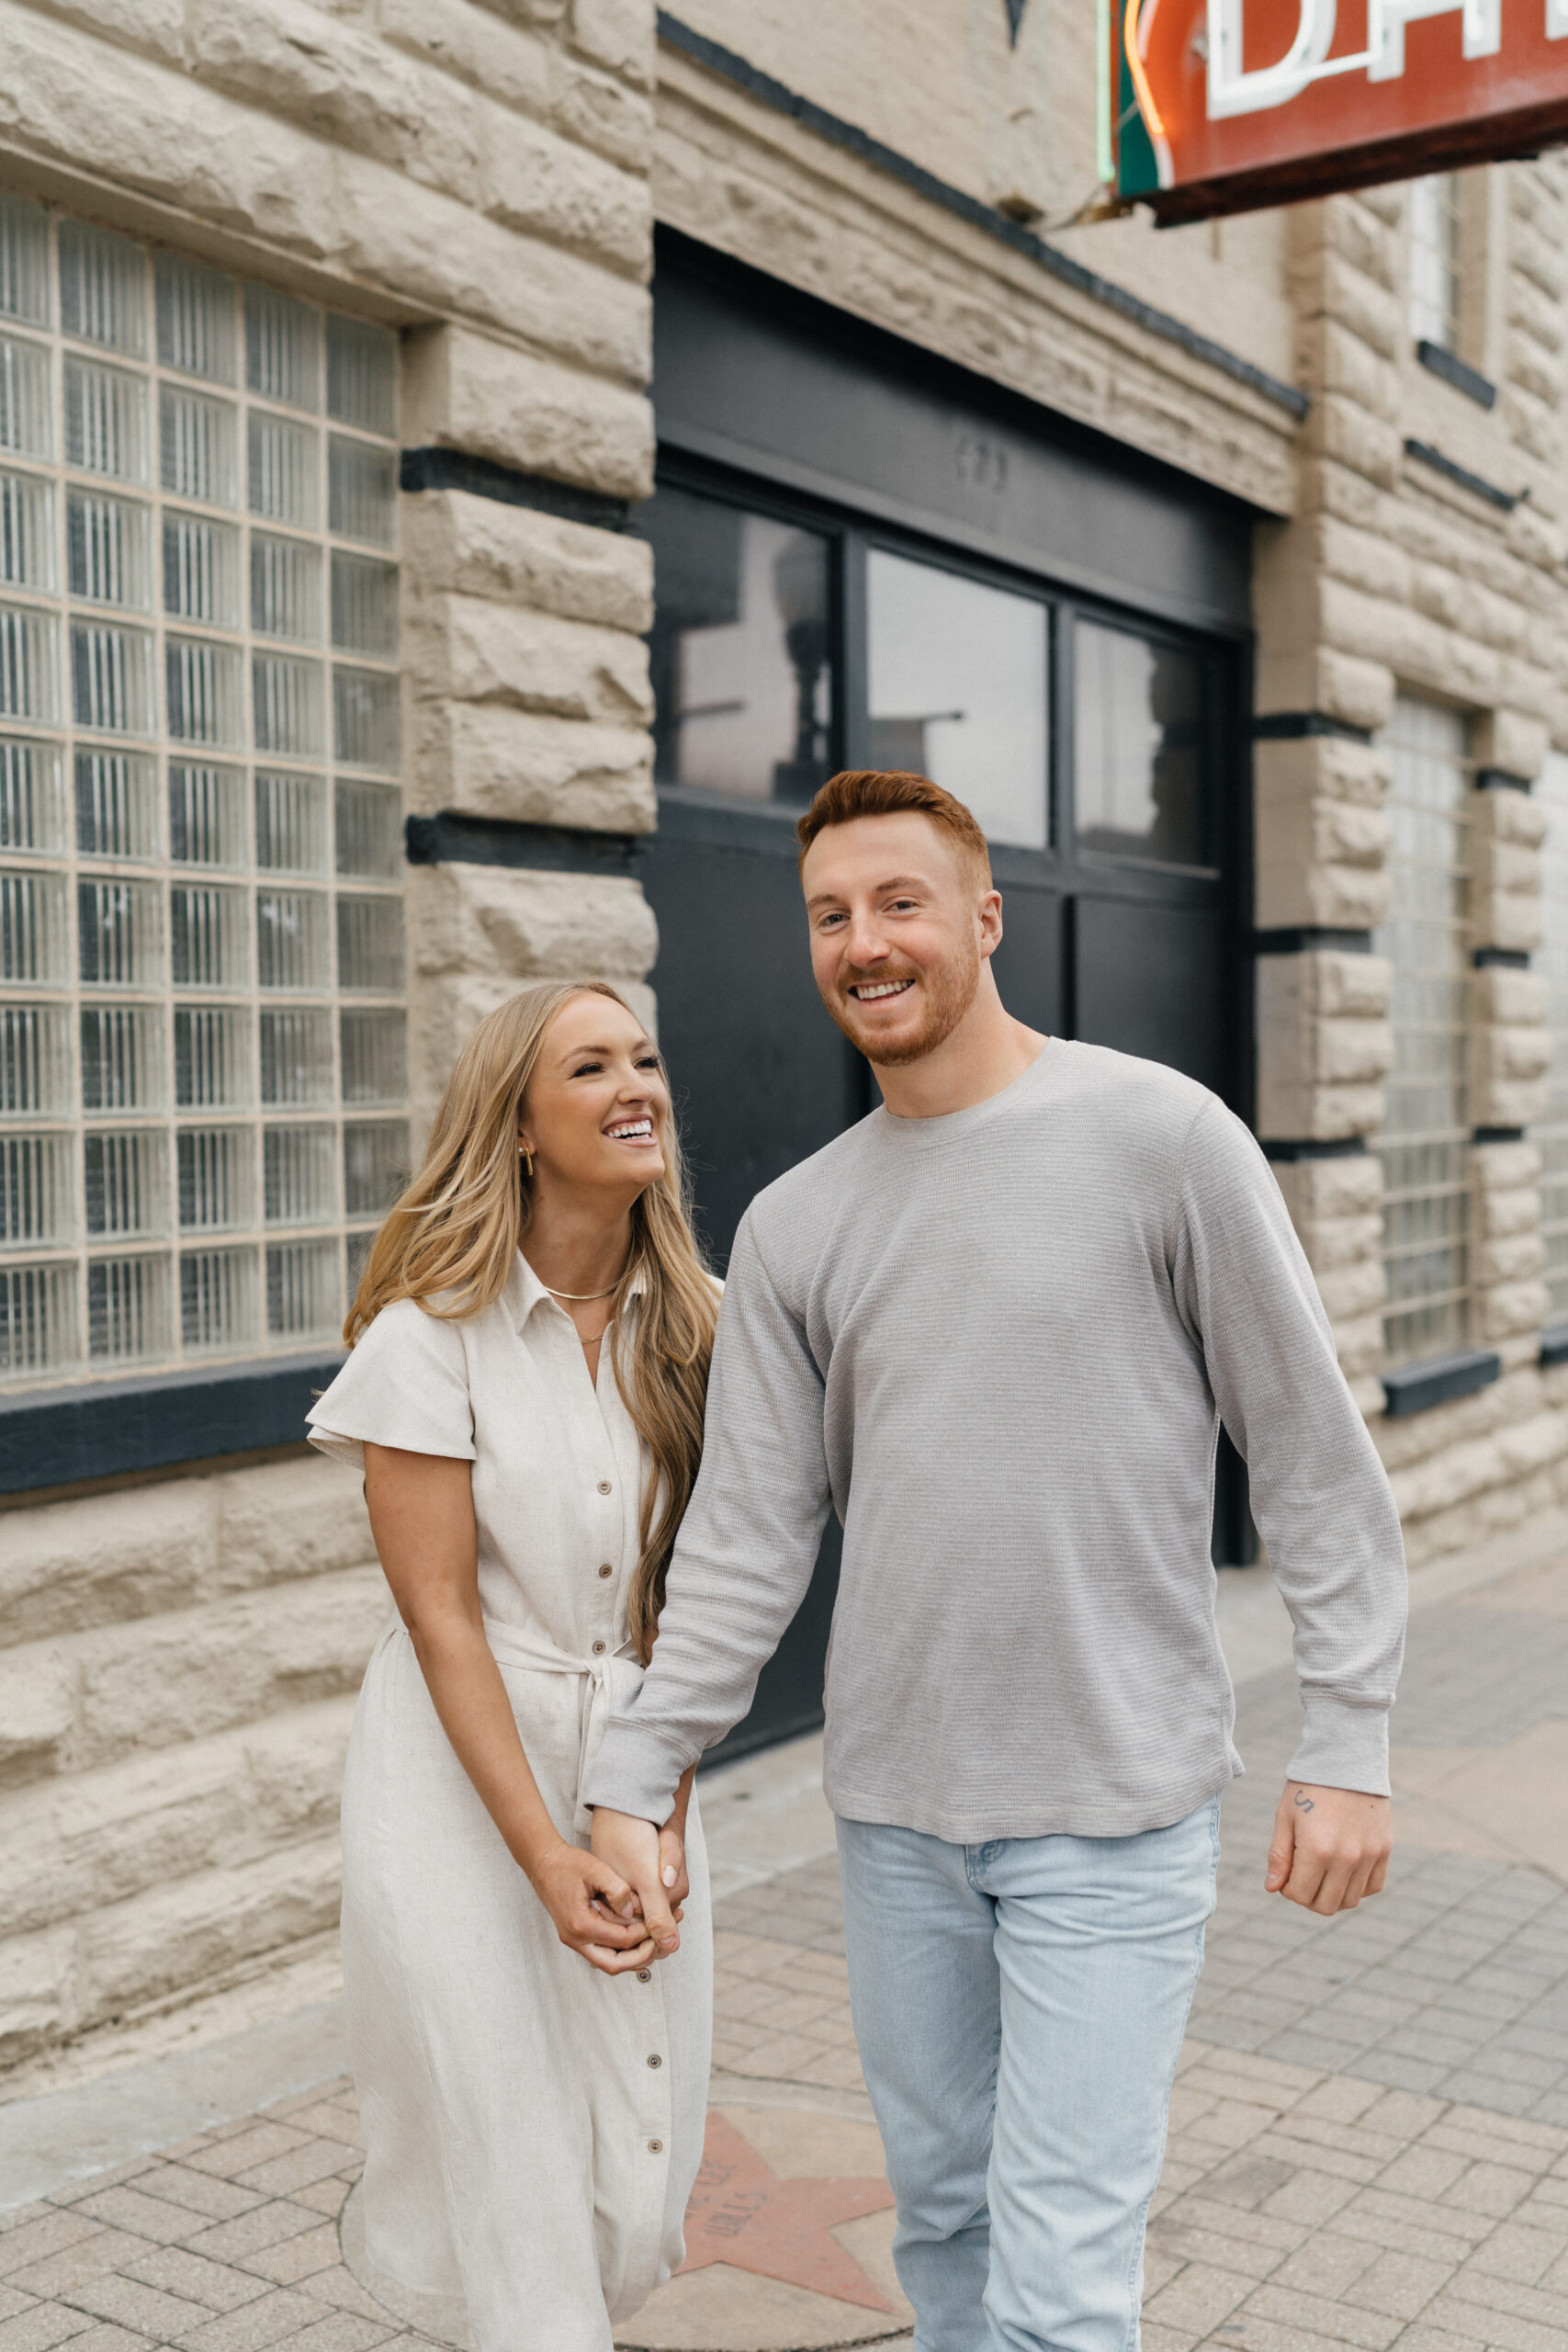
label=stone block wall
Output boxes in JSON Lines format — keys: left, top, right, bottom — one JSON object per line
{"left": 0, "top": 0, "right": 661, "bottom": 2086}
{"left": 0, "top": 1457, "right": 382, "bottom": 2083}
{"left": 1252, "top": 161, "right": 1568, "bottom": 1557}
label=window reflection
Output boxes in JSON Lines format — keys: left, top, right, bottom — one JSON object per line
{"left": 1074, "top": 622, "right": 1206, "bottom": 867}
{"left": 866, "top": 549, "right": 1047, "bottom": 850}
{"left": 636, "top": 486, "right": 831, "bottom": 805}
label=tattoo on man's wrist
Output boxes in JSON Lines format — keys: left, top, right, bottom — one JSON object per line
{"left": 1293, "top": 1789, "right": 1315, "bottom": 1812}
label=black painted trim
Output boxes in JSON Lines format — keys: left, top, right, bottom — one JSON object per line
{"left": 1252, "top": 712, "right": 1374, "bottom": 744}
{"left": 1540, "top": 1323, "right": 1568, "bottom": 1368}
{"left": 1473, "top": 1125, "right": 1528, "bottom": 1146}
{"left": 1382, "top": 1347, "right": 1501, "bottom": 1419}
{"left": 1416, "top": 339, "right": 1498, "bottom": 410}
{"left": 1261, "top": 1136, "right": 1370, "bottom": 1162}
{"left": 1254, "top": 928, "right": 1372, "bottom": 956}
{"left": 655, "top": 12, "right": 1312, "bottom": 424}
{"left": 1474, "top": 947, "right": 1530, "bottom": 969}
{"left": 399, "top": 447, "right": 631, "bottom": 532}
{"left": 1404, "top": 438, "right": 1519, "bottom": 512}
{"left": 0, "top": 1355, "right": 344, "bottom": 1498}
{"left": 1476, "top": 767, "right": 1535, "bottom": 793}
{"left": 405, "top": 811, "right": 649, "bottom": 876}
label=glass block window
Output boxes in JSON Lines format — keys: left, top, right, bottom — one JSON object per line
{"left": 0, "top": 194, "right": 407, "bottom": 1385}
{"left": 1409, "top": 173, "right": 1461, "bottom": 351}
{"left": 1538, "top": 753, "right": 1568, "bottom": 1324}
{"left": 1373, "top": 696, "right": 1472, "bottom": 1370}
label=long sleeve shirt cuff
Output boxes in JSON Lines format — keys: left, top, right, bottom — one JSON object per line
{"left": 1287, "top": 1694, "right": 1391, "bottom": 1798}
{"left": 583, "top": 1724, "right": 690, "bottom": 1826}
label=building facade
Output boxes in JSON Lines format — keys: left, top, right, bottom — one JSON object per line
{"left": 2, "top": 0, "right": 1567, "bottom": 2085}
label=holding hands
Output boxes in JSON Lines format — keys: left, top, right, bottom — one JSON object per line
{"left": 592, "top": 1805, "right": 686, "bottom": 1959}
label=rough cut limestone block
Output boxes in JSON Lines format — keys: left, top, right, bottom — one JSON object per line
{"left": 1480, "top": 1231, "right": 1547, "bottom": 1285}
{"left": 1382, "top": 1407, "right": 1566, "bottom": 1525}
{"left": 1485, "top": 788, "right": 1551, "bottom": 850}
{"left": 1270, "top": 1149, "right": 1385, "bottom": 1227}
{"left": 0, "top": 1697, "right": 356, "bottom": 1941}
{"left": 1478, "top": 1078, "right": 1549, "bottom": 1130}
{"left": 570, "top": 0, "right": 656, "bottom": 87}
{"left": 0, "top": 1570, "right": 389, "bottom": 1787}
{"left": 76, "top": 1832, "right": 345, "bottom": 2029}
{"left": 1314, "top": 1259, "right": 1388, "bottom": 1320}
{"left": 378, "top": 0, "right": 655, "bottom": 175}
{"left": 1296, "top": 317, "right": 1401, "bottom": 421}
{"left": 0, "top": 1482, "right": 219, "bottom": 1652}
{"left": 1257, "top": 953, "right": 1393, "bottom": 1139}
{"left": 1474, "top": 966, "right": 1550, "bottom": 1027}
{"left": 0, "top": 1649, "right": 74, "bottom": 1789}
{"left": 477, "top": 88, "right": 650, "bottom": 270}
{"left": 1481, "top": 1277, "right": 1552, "bottom": 1341}
{"left": 184, "top": 0, "right": 487, "bottom": 212}
{"left": 1483, "top": 1183, "right": 1545, "bottom": 1240}
{"left": 405, "top": 592, "right": 654, "bottom": 727}
{"left": 213, "top": 1457, "right": 372, "bottom": 1590}
{"left": 1302, "top": 391, "right": 1404, "bottom": 490}
{"left": 400, "top": 489, "right": 653, "bottom": 634}
{"left": 1338, "top": 1322, "right": 1388, "bottom": 1383}
{"left": 1293, "top": 1210, "right": 1385, "bottom": 1274}
{"left": 0, "top": 1923, "right": 75, "bottom": 2068}
{"left": 408, "top": 700, "right": 656, "bottom": 832}
{"left": 403, "top": 323, "right": 654, "bottom": 498}
{"left": 412, "top": 859, "right": 657, "bottom": 989}
{"left": 1321, "top": 513, "right": 1411, "bottom": 602}
{"left": 1474, "top": 1137, "right": 1543, "bottom": 1193}
{"left": 1255, "top": 736, "right": 1395, "bottom": 929}
{"left": 1473, "top": 1022, "right": 1552, "bottom": 1102}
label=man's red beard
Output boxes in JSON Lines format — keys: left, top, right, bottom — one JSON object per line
{"left": 821, "top": 939, "right": 982, "bottom": 1066}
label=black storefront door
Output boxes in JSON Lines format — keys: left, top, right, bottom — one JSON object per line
{"left": 636, "top": 236, "right": 1258, "bottom": 1764}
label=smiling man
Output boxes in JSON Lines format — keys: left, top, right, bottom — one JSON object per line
{"left": 588, "top": 768, "right": 1407, "bottom": 2352}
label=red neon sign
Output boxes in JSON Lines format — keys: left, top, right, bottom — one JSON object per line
{"left": 1112, "top": 2, "right": 1568, "bottom": 221}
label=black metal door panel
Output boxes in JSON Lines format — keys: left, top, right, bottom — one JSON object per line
{"left": 987, "top": 882, "right": 1065, "bottom": 1039}
{"left": 1074, "top": 894, "right": 1231, "bottom": 1098}
{"left": 640, "top": 808, "right": 860, "bottom": 1770}
{"left": 638, "top": 812, "right": 867, "bottom": 1269}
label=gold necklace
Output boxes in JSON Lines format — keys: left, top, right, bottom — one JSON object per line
{"left": 546, "top": 1282, "right": 620, "bottom": 1301}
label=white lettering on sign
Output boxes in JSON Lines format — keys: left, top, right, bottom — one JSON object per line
{"left": 1207, "top": 0, "right": 1549, "bottom": 119}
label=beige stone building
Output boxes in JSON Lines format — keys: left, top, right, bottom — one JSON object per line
{"left": 2, "top": 0, "right": 1567, "bottom": 2086}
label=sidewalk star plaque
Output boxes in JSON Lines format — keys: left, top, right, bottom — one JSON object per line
{"left": 1107, "top": 0, "right": 1568, "bottom": 221}
{"left": 676, "top": 2112, "right": 897, "bottom": 2312}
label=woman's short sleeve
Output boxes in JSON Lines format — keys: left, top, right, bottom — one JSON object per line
{"left": 306, "top": 1298, "right": 476, "bottom": 1468}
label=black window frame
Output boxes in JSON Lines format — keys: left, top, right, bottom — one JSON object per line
{"left": 637, "top": 448, "right": 1253, "bottom": 1102}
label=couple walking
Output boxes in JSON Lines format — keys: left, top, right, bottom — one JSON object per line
{"left": 308, "top": 767, "right": 1407, "bottom": 2352}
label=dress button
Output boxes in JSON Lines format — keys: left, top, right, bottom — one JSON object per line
{"left": 597, "top": 1480, "right": 612, "bottom": 1495}
{"left": 592, "top": 1640, "right": 606, "bottom": 1656}
{"left": 648, "top": 2139, "right": 663, "bottom": 2154}
{"left": 598, "top": 1563, "right": 613, "bottom": 1579}
{"left": 637, "top": 1968, "right": 652, "bottom": 1983}
{"left": 647, "top": 2053, "right": 662, "bottom": 2068}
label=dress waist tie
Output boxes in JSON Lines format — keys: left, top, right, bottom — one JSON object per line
{"left": 483, "top": 1624, "right": 645, "bottom": 1841}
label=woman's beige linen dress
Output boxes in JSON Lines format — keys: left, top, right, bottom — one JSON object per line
{"left": 306, "top": 1254, "right": 712, "bottom": 2352}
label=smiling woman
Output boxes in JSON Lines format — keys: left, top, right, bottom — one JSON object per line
{"left": 301, "top": 980, "right": 720, "bottom": 2352}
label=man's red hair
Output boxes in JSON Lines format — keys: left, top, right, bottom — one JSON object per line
{"left": 795, "top": 770, "right": 993, "bottom": 888}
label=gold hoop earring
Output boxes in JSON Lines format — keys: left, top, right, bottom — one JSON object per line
{"left": 520, "top": 1147, "right": 534, "bottom": 1179}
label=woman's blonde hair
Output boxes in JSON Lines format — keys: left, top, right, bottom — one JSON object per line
{"left": 347, "top": 982, "right": 718, "bottom": 1663}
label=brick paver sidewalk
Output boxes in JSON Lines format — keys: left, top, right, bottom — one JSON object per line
{"left": 6, "top": 1537, "right": 1568, "bottom": 2350}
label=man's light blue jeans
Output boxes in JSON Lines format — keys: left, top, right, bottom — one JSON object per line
{"left": 836, "top": 1798, "right": 1221, "bottom": 2352}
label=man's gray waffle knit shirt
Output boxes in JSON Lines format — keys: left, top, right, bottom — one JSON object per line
{"left": 585, "top": 1039, "right": 1407, "bottom": 1842}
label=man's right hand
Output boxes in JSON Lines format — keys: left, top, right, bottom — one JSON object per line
{"left": 592, "top": 1806, "right": 682, "bottom": 1956}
